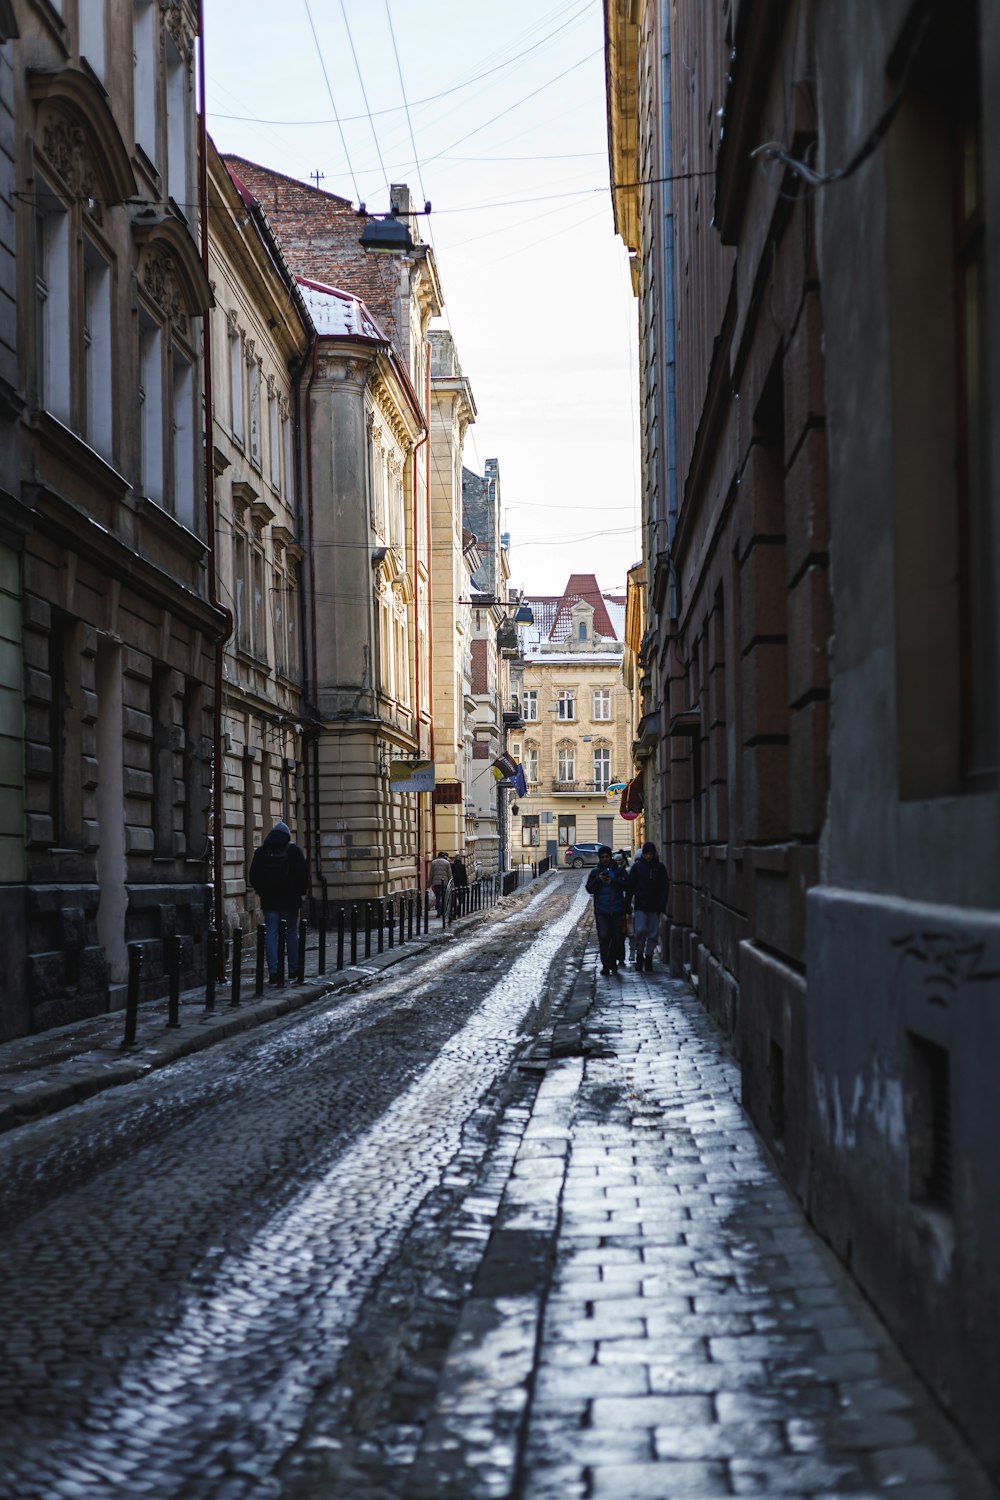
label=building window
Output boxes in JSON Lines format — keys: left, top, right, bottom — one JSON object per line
{"left": 558, "top": 814, "right": 576, "bottom": 846}
{"left": 252, "top": 547, "right": 266, "bottom": 659}
{"left": 269, "top": 389, "right": 280, "bottom": 489}
{"left": 229, "top": 324, "right": 244, "bottom": 442}
{"left": 165, "top": 32, "right": 187, "bottom": 212}
{"left": 80, "top": 0, "right": 106, "bottom": 82}
{"left": 234, "top": 532, "right": 250, "bottom": 651}
{"left": 133, "top": 0, "right": 157, "bottom": 163}
{"left": 593, "top": 688, "right": 611, "bottom": 721}
{"left": 82, "top": 240, "right": 113, "bottom": 456}
{"left": 34, "top": 187, "right": 70, "bottom": 421}
{"left": 557, "top": 744, "right": 575, "bottom": 784}
{"left": 579, "top": 621, "right": 587, "bottom": 641}
{"left": 282, "top": 411, "right": 294, "bottom": 500}
{"left": 138, "top": 312, "right": 163, "bottom": 500}
{"left": 557, "top": 690, "right": 575, "bottom": 721}
{"left": 523, "top": 689, "right": 538, "bottom": 721}
{"left": 521, "top": 814, "right": 540, "bottom": 848}
{"left": 171, "top": 346, "right": 195, "bottom": 528}
{"left": 234, "top": 518, "right": 268, "bottom": 663}
{"left": 248, "top": 359, "right": 261, "bottom": 467}
{"left": 593, "top": 746, "right": 611, "bottom": 791}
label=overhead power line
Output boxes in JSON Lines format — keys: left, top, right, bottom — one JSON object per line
{"left": 302, "top": 0, "right": 361, "bottom": 204}
{"left": 207, "top": 3, "right": 592, "bottom": 128}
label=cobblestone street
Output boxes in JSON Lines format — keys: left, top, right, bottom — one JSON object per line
{"left": 0, "top": 874, "right": 993, "bottom": 1500}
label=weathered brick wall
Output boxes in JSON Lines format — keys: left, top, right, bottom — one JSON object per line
{"left": 222, "top": 156, "right": 402, "bottom": 355}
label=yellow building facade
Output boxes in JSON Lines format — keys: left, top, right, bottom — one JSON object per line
{"left": 512, "top": 578, "right": 632, "bottom": 863}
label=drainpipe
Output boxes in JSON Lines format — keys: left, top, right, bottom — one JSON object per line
{"left": 197, "top": 5, "right": 232, "bottom": 949}
{"left": 411, "top": 373, "right": 428, "bottom": 889}
{"left": 302, "top": 334, "right": 327, "bottom": 913}
{"left": 423, "top": 342, "right": 437, "bottom": 862}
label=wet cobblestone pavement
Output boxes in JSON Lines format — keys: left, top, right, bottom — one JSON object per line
{"left": 409, "top": 964, "right": 996, "bottom": 1500}
{"left": 0, "top": 873, "right": 994, "bottom": 1499}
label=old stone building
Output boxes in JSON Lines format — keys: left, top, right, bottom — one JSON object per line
{"left": 3, "top": 0, "right": 218, "bottom": 1038}
{"left": 606, "top": 0, "right": 1000, "bottom": 1470}
{"left": 513, "top": 575, "right": 630, "bottom": 863}
{"left": 428, "top": 330, "right": 477, "bottom": 860}
{"left": 207, "top": 144, "right": 312, "bottom": 935}
{"left": 464, "top": 461, "right": 515, "bottom": 876}
{"left": 220, "top": 160, "right": 444, "bottom": 903}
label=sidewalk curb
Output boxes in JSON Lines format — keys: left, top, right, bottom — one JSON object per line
{"left": 0, "top": 874, "right": 555, "bottom": 1138}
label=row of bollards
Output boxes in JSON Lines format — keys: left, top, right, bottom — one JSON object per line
{"left": 121, "top": 876, "right": 506, "bottom": 1049}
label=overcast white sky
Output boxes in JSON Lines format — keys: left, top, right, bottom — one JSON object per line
{"left": 203, "top": 0, "right": 640, "bottom": 598}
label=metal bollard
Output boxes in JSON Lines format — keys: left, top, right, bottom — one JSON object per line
{"left": 167, "top": 933, "right": 182, "bottom": 1028}
{"left": 424, "top": 889, "right": 430, "bottom": 933}
{"left": 277, "top": 919, "right": 286, "bottom": 986}
{"left": 378, "top": 900, "right": 385, "bottom": 953}
{"left": 350, "top": 905, "right": 358, "bottom": 965}
{"left": 318, "top": 914, "right": 327, "bottom": 976}
{"left": 337, "top": 907, "right": 345, "bottom": 970}
{"left": 204, "top": 925, "right": 216, "bottom": 1012}
{"left": 388, "top": 900, "right": 394, "bottom": 949}
{"left": 298, "top": 918, "right": 307, "bottom": 982}
{"left": 407, "top": 895, "right": 413, "bottom": 940}
{"left": 122, "top": 944, "right": 142, "bottom": 1047}
{"left": 255, "top": 923, "right": 265, "bottom": 997}
{"left": 399, "top": 895, "right": 406, "bottom": 944}
{"left": 231, "top": 925, "right": 243, "bottom": 1008}
{"left": 364, "top": 902, "right": 372, "bottom": 959}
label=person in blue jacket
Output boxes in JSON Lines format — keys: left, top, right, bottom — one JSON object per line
{"left": 586, "top": 845, "right": 629, "bottom": 977}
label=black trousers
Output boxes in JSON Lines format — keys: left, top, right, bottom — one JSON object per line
{"left": 595, "top": 911, "right": 621, "bottom": 970}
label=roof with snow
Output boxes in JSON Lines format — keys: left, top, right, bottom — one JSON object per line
{"left": 295, "top": 276, "right": 387, "bottom": 342}
{"left": 521, "top": 575, "right": 626, "bottom": 645}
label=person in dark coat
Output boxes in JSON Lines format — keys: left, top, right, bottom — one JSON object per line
{"left": 248, "top": 820, "right": 308, "bottom": 982}
{"left": 585, "top": 846, "right": 628, "bottom": 977}
{"left": 451, "top": 853, "right": 469, "bottom": 889}
{"left": 626, "top": 841, "right": 669, "bottom": 971}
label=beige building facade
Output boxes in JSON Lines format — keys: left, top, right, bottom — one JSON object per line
{"left": 428, "top": 330, "right": 476, "bottom": 860}
{"left": 513, "top": 576, "right": 631, "bottom": 863}
{"left": 207, "top": 145, "right": 312, "bottom": 935}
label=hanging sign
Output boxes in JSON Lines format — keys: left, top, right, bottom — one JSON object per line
{"left": 389, "top": 759, "right": 436, "bottom": 793}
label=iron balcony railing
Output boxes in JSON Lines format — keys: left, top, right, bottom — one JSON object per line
{"left": 551, "top": 778, "right": 614, "bottom": 794}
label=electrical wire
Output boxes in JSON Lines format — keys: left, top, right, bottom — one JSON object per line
{"left": 384, "top": 0, "right": 428, "bottom": 211}
{"left": 302, "top": 0, "right": 362, "bottom": 204}
{"left": 338, "top": 0, "right": 391, "bottom": 198}
{"left": 207, "top": 3, "right": 592, "bottom": 128}
{"left": 420, "top": 50, "right": 603, "bottom": 168}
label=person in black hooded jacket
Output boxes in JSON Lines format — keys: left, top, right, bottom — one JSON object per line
{"left": 248, "top": 820, "right": 308, "bottom": 982}
{"left": 625, "top": 841, "right": 669, "bottom": 971}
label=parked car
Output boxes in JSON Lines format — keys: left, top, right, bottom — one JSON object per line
{"left": 563, "top": 842, "right": 603, "bottom": 869}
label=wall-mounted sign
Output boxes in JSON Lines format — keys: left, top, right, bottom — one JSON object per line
{"left": 389, "top": 759, "right": 436, "bottom": 793}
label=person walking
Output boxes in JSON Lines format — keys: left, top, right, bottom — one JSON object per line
{"left": 451, "top": 852, "right": 469, "bottom": 915}
{"left": 428, "top": 851, "right": 453, "bottom": 917}
{"left": 586, "top": 845, "right": 628, "bottom": 977}
{"left": 626, "top": 840, "right": 669, "bottom": 971}
{"left": 248, "top": 820, "right": 308, "bottom": 983}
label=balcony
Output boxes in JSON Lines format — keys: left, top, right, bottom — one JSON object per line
{"left": 551, "top": 779, "right": 614, "bottom": 795}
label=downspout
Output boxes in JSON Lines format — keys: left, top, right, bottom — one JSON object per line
{"left": 302, "top": 334, "right": 327, "bottom": 914}
{"left": 424, "top": 341, "right": 437, "bottom": 860}
{"left": 197, "top": 5, "right": 232, "bottom": 953}
{"left": 411, "top": 374, "right": 428, "bottom": 890}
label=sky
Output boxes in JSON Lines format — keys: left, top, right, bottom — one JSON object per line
{"left": 202, "top": 0, "right": 641, "bottom": 599}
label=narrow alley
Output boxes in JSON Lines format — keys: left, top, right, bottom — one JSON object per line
{"left": 0, "top": 874, "right": 991, "bottom": 1500}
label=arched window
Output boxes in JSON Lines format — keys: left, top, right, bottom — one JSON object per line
{"left": 579, "top": 621, "right": 587, "bottom": 640}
